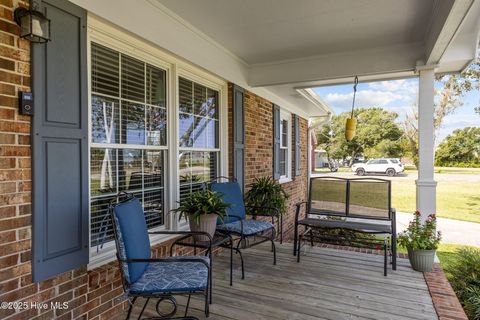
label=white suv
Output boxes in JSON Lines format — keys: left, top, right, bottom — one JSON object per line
{"left": 352, "top": 158, "right": 404, "bottom": 177}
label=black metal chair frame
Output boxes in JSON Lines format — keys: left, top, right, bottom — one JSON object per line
{"left": 170, "top": 231, "right": 234, "bottom": 304}
{"left": 209, "top": 177, "right": 282, "bottom": 277}
{"left": 109, "top": 192, "right": 212, "bottom": 319}
{"left": 294, "top": 177, "right": 397, "bottom": 276}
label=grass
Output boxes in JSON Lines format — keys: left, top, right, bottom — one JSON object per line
{"left": 397, "top": 243, "right": 473, "bottom": 278}
{"left": 392, "top": 179, "right": 480, "bottom": 223}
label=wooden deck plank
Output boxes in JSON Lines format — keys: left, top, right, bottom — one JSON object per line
{"left": 116, "top": 243, "right": 437, "bottom": 320}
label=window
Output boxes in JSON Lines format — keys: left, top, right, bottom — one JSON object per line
{"left": 379, "top": 160, "right": 388, "bottom": 164}
{"left": 90, "top": 43, "right": 167, "bottom": 250}
{"left": 178, "top": 77, "right": 219, "bottom": 200}
{"left": 279, "top": 111, "right": 292, "bottom": 180}
{"left": 390, "top": 159, "right": 399, "bottom": 164}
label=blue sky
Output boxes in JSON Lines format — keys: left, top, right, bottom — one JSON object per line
{"left": 313, "top": 78, "right": 479, "bottom": 144}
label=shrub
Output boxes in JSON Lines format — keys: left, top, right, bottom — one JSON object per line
{"left": 448, "top": 248, "right": 480, "bottom": 319}
{"left": 245, "top": 177, "right": 288, "bottom": 215}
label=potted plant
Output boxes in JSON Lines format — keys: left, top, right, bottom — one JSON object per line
{"left": 398, "top": 211, "right": 441, "bottom": 272}
{"left": 173, "top": 189, "right": 231, "bottom": 241}
{"left": 244, "top": 177, "right": 288, "bottom": 216}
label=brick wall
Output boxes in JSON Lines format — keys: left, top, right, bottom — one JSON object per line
{"left": 0, "top": 1, "right": 165, "bottom": 319}
{"left": 0, "top": 1, "right": 307, "bottom": 318}
{"left": 228, "top": 83, "right": 309, "bottom": 241}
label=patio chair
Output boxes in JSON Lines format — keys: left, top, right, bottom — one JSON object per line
{"left": 109, "top": 192, "right": 211, "bottom": 319}
{"left": 209, "top": 177, "right": 280, "bottom": 278}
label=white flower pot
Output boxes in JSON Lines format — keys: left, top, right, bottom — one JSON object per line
{"left": 188, "top": 214, "right": 217, "bottom": 242}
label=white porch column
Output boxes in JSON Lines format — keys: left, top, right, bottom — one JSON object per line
{"left": 416, "top": 66, "right": 437, "bottom": 220}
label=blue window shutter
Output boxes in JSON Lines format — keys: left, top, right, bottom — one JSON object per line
{"left": 32, "top": 0, "right": 89, "bottom": 282}
{"left": 294, "top": 115, "right": 300, "bottom": 176}
{"left": 273, "top": 104, "right": 281, "bottom": 180}
{"left": 232, "top": 85, "right": 245, "bottom": 192}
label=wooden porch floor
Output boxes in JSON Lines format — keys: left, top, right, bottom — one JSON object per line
{"left": 118, "top": 243, "right": 437, "bottom": 320}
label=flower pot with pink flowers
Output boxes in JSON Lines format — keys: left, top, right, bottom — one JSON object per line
{"left": 398, "top": 211, "right": 441, "bottom": 272}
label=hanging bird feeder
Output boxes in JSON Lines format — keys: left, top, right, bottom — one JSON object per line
{"left": 345, "top": 76, "right": 359, "bottom": 141}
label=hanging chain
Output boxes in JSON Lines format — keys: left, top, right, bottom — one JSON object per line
{"left": 350, "top": 76, "right": 359, "bottom": 118}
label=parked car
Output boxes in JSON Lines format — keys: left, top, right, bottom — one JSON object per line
{"left": 351, "top": 158, "right": 404, "bottom": 176}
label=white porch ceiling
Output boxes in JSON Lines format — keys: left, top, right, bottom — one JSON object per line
{"left": 70, "top": 0, "right": 480, "bottom": 117}
{"left": 158, "top": 0, "right": 433, "bottom": 65}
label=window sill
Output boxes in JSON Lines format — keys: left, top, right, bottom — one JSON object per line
{"left": 278, "top": 177, "right": 292, "bottom": 184}
{"left": 87, "top": 224, "right": 190, "bottom": 271}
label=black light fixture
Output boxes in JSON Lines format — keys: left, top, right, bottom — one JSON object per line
{"left": 14, "top": 1, "right": 50, "bottom": 43}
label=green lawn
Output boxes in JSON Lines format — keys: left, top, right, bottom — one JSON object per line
{"left": 397, "top": 243, "right": 472, "bottom": 277}
{"left": 392, "top": 179, "right": 480, "bottom": 223}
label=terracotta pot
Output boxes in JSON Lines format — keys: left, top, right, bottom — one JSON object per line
{"left": 407, "top": 248, "right": 436, "bottom": 272}
{"left": 188, "top": 214, "right": 217, "bottom": 242}
{"left": 345, "top": 118, "right": 357, "bottom": 141}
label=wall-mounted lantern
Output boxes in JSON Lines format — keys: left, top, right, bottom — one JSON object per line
{"left": 14, "top": 2, "right": 50, "bottom": 43}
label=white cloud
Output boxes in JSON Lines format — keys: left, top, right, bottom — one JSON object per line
{"left": 441, "top": 114, "right": 480, "bottom": 129}
{"left": 325, "top": 90, "right": 404, "bottom": 110}
{"left": 368, "top": 80, "right": 407, "bottom": 91}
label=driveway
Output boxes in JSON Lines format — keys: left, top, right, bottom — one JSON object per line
{"left": 397, "top": 212, "right": 480, "bottom": 247}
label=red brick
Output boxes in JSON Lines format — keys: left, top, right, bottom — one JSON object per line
{"left": 17, "top": 227, "right": 30, "bottom": 240}
{"left": 72, "top": 298, "right": 100, "bottom": 318}
{"left": 0, "top": 157, "right": 16, "bottom": 168}
{"left": 31, "top": 310, "right": 55, "bottom": 320}
{"left": 6, "top": 308, "right": 38, "bottom": 320}
{"left": 18, "top": 134, "right": 30, "bottom": 145}
{"left": 0, "top": 0, "right": 13, "bottom": 7}
{"left": 0, "top": 145, "right": 30, "bottom": 156}
{"left": 0, "top": 278, "right": 18, "bottom": 293}
{"left": 0, "top": 181, "right": 16, "bottom": 193}
{"left": 18, "top": 203, "right": 30, "bottom": 215}
{"left": 0, "top": 31, "right": 15, "bottom": 46}
{"left": 58, "top": 274, "right": 88, "bottom": 294}
{"left": 0, "top": 82, "right": 15, "bottom": 95}
{"left": 0, "top": 214, "right": 30, "bottom": 231}
{"left": 0, "top": 169, "right": 30, "bottom": 182}
{"left": 87, "top": 282, "right": 112, "bottom": 301}
{"left": 0, "top": 69, "right": 22, "bottom": 84}
{"left": 0, "top": 282, "right": 37, "bottom": 303}
{"left": 18, "top": 180, "right": 31, "bottom": 192}
{"left": 56, "top": 294, "right": 86, "bottom": 316}
{"left": 99, "top": 303, "right": 126, "bottom": 320}
{"left": 0, "top": 131, "right": 15, "bottom": 143}
{"left": 0, "top": 229, "right": 15, "bottom": 244}
{"left": 39, "top": 270, "right": 73, "bottom": 291}
{"left": 0, "top": 56, "right": 15, "bottom": 70}
{"left": 0, "top": 253, "right": 17, "bottom": 268}
{"left": 18, "top": 157, "right": 30, "bottom": 168}
{"left": 0, "top": 238, "right": 30, "bottom": 256}
{"left": 88, "top": 300, "right": 112, "bottom": 319}
{"left": 0, "top": 120, "right": 30, "bottom": 133}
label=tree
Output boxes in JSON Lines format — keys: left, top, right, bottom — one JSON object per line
{"left": 403, "top": 63, "right": 480, "bottom": 168}
{"left": 435, "top": 127, "right": 480, "bottom": 166}
{"left": 317, "top": 107, "right": 405, "bottom": 165}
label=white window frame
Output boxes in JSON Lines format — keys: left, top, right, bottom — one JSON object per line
{"left": 87, "top": 15, "right": 228, "bottom": 269}
{"left": 279, "top": 110, "right": 292, "bottom": 183}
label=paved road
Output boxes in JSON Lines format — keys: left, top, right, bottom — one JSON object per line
{"left": 311, "top": 171, "right": 480, "bottom": 247}
{"left": 397, "top": 212, "right": 480, "bottom": 247}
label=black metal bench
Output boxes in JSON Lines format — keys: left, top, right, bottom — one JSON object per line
{"left": 294, "top": 177, "right": 397, "bottom": 276}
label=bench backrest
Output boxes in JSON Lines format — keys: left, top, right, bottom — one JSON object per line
{"left": 308, "top": 177, "right": 391, "bottom": 221}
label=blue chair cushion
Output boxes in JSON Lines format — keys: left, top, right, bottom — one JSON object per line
{"left": 113, "top": 198, "right": 151, "bottom": 283}
{"left": 129, "top": 256, "right": 209, "bottom": 294}
{"left": 217, "top": 219, "right": 274, "bottom": 236}
{"left": 210, "top": 181, "right": 246, "bottom": 224}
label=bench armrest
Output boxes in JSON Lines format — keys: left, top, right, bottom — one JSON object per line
{"left": 295, "top": 201, "right": 308, "bottom": 223}
{"left": 391, "top": 208, "right": 396, "bottom": 234}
